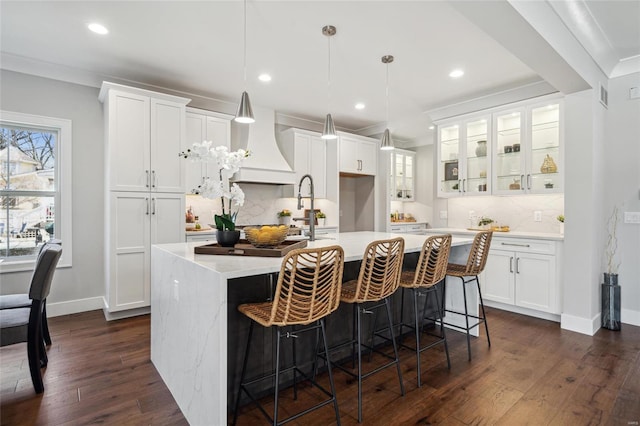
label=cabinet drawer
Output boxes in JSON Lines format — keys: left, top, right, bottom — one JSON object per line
{"left": 390, "top": 226, "right": 404, "bottom": 233}
{"left": 492, "top": 238, "right": 556, "bottom": 255}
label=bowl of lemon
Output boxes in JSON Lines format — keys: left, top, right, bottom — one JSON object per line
{"left": 244, "top": 225, "right": 289, "bottom": 248}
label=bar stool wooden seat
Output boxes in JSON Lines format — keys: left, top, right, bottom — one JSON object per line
{"left": 398, "top": 234, "right": 452, "bottom": 387}
{"left": 232, "top": 245, "right": 345, "bottom": 426}
{"left": 323, "top": 237, "right": 405, "bottom": 423}
{"left": 444, "top": 230, "right": 493, "bottom": 361}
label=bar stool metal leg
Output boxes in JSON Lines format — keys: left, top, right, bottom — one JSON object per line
{"left": 476, "top": 278, "right": 491, "bottom": 347}
{"left": 320, "top": 318, "right": 341, "bottom": 426}
{"left": 385, "top": 297, "right": 405, "bottom": 397}
{"left": 461, "top": 276, "right": 472, "bottom": 361}
{"left": 433, "top": 285, "right": 451, "bottom": 370}
{"left": 232, "top": 320, "right": 255, "bottom": 426}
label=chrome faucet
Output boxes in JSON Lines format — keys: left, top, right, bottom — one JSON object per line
{"left": 293, "top": 174, "right": 315, "bottom": 241}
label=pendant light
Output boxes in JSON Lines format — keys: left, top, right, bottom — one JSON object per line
{"left": 234, "top": 0, "right": 254, "bottom": 123}
{"left": 380, "top": 55, "right": 395, "bottom": 151}
{"left": 321, "top": 25, "right": 337, "bottom": 140}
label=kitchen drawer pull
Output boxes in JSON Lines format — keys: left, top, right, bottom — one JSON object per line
{"left": 501, "top": 242, "right": 530, "bottom": 247}
{"left": 509, "top": 256, "right": 513, "bottom": 273}
{"left": 527, "top": 174, "right": 532, "bottom": 190}
{"left": 516, "top": 257, "right": 520, "bottom": 274}
{"left": 520, "top": 174, "right": 525, "bottom": 191}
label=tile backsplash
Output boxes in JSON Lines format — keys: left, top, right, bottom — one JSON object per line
{"left": 185, "top": 183, "right": 337, "bottom": 227}
{"left": 447, "top": 194, "right": 564, "bottom": 233}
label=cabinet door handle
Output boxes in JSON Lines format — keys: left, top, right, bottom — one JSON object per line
{"left": 152, "top": 198, "right": 156, "bottom": 215}
{"left": 458, "top": 179, "right": 462, "bottom": 193}
{"left": 145, "top": 197, "right": 150, "bottom": 215}
{"left": 527, "top": 174, "right": 532, "bottom": 190}
{"left": 146, "top": 170, "right": 150, "bottom": 188}
{"left": 463, "top": 178, "right": 467, "bottom": 192}
{"left": 509, "top": 256, "right": 513, "bottom": 273}
{"left": 501, "top": 242, "right": 530, "bottom": 248}
{"left": 520, "top": 174, "right": 525, "bottom": 191}
{"left": 152, "top": 170, "right": 157, "bottom": 189}
{"left": 516, "top": 257, "right": 520, "bottom": 274}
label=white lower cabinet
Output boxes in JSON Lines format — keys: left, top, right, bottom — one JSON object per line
{"left": 390, "top": 223, "right": 427, "bottom": 234}
{"left": 106, "top": 192, "right": 184, "bottom": 313}
{"left": 482, "top": 237, "right": 559, "bottom": 315}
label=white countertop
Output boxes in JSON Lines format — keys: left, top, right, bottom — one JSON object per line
{"left": 425, "top": 227, "right": 564, "bottom": 241}
{"left": 156, "top": 231, "right": 473, "bottom": 279}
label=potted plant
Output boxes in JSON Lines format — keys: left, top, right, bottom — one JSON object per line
{"left": 316, "top": 211, "right": 326, "bottom": 227}
{"left": 477, "top": 216, "right": 494, "bottom": 230}
{"left": 557, "top": 214, "right": 564, "bottom": 234}
{"left": 277, "top": 209, "right": 292, "bottom": 226}
{"left": 179, "top": 143, "right": 249, "bottom": 246}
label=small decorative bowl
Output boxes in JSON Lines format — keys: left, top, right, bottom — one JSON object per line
{"left": 244, "top": 225, "right": 289, "bottom": 248}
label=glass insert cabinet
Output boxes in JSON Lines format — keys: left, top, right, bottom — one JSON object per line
{"left": 436, "top": 96, "right": 563, "bottom": 198}
{"left": 389, "top": 149, "right": 415, "bottom": 201}
{"left": 437, "top": 115, "right": 491, "bottom": 197}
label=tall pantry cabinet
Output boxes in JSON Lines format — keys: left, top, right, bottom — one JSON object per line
{"left": 99, "top": 82, "right": 190, "bottom": 317}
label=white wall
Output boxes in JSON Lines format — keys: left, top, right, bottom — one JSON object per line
{"left": 1, "top": 70, "right": 105, "bottom": 315}
{"left": 604, "top": 73, "right": 640, "bottom": 325}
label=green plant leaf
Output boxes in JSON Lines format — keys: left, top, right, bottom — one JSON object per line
{"left": 214, "top": 214, "right": 235, "bottom": 231}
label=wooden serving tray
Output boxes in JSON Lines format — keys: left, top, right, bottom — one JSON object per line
{"left": 194, "top": 239, "right": 308, "bottom": 257}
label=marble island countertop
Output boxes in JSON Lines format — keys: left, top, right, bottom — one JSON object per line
{"left": 157, "top": 231, "right": 474, "bottom": 280}
{"left": 425, "top": 227, "right": 564, "bottom": 241}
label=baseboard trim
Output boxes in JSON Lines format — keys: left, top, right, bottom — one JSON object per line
{"left": 101, "top": 297, "right": 150, "bottom": 321}
{"left": 47, "top": 297, "right": 104, "bottom": 318}
{"left": 561, "top": 312, "right": 601, "bottom": 336}
{"left": 622, "top": 309, "right": 640, "bottom": 327}
{"left": 483, "top": 300, "right": 560, "bottom": 323}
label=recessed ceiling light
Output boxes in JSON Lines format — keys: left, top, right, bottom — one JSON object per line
{"left": 428, "top": 125, "right": 435, "bottom": 130}
{"left": 258, "top": 73, "right": 272, "bottom": 82}
{"left": 355, "top": 103, "right": 365, "bottom": 110}
{"left": 449, "top": 69, "right": 464, "bottom": 78}
{"left": 88, "top": 23, "right": 109, "bottom": 35}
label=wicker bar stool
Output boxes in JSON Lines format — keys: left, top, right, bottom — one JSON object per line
{"left": 444, "top": 230, "right": 493, "bottom": 361}
{"left": 232, "top": 245, "right": 345, "bottom": 426}
{"left": 322, "top": 237, "right": 405, "bottom": 423}
{"left": 398, "top": 234, "right": 452, "bottom": 387}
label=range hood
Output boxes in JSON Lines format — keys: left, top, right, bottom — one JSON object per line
{"left": 231, "top": 105, "right": 296, "bottom": 185}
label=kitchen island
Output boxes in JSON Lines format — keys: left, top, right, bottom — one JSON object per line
{"left": 150, "top": 231, "right": 474, "bottom": 425}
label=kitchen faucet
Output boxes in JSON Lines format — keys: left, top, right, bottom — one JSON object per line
{"left": 293, "top": 174, "right": 315, "bottom": 241}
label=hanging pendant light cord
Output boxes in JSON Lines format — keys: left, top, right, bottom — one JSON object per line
{"left": 385, "top": 61, "right": 390, "bottom": 124}
{"left": 327, "top": 34, "right": 331, "bottom": 114}
{"left": 243, "top": 0, "right": 247, "bottom": 90}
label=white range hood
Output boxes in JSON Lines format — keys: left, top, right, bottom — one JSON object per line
{"left": 231, "top": 105, "right": 296, "bottom": 185}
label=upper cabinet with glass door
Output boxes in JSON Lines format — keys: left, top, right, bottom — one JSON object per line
{"left": 437, "top": 115, "right": 491, "bottom": 197}
{"left": 389, "top": 149, "right": 415, "bottom": 201}
{"left": 492, "top": 100, "right": 562, "bottom": 195}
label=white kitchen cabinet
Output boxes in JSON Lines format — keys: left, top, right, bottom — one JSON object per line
{"left": 106, "top": 192, "right": 184, "bottom": 313}
{"left": 185, "top": 108, "right": 232, "bottom": 194}
{"left": 390, "top": 222, "right": 427, "bottom": 234}
{"left": 279, "top": 128, "right": 327, "bottom": 198}
{"left": 493, "top": 99, "right": 563, "bottom": 194}
{"left": 339, "top": 134, "right": 378, "bottom": 176}
{"left": 390, "top": 149, "right": 415, "bottom": 201}
{"left": 482, "top": 237, "right": 559, "bottom": 314}
{"left": 100, "top": 82, "right": 190, "bottom": 193}
{"left": 436, "top": 114, "right": 491, "bottom": 197}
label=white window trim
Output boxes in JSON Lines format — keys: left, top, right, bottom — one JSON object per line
{"left": 0, "top": 110, "right": 72, "bottom": 273}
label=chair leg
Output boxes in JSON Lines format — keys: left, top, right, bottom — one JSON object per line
{"left": 384, "top": 297, "right": 404, "bottom": 396}
{"left": 476, "top": 277, "right": 491, "bottom": 348}
{"left": 412, "top": 288, "right": 422, "bottom": 388}
{"left": 460, "top": 277, "right": 472, "bottom": 361}
{"left": 398, "top": 287, "right": 406, "bottom": 342}
{"left": 433, "top": 286, "right": 451, "bottom": 369}
{"left": 42, "top": 303, "right": 52, "bottom": 346}
{"left": 351, "top": 304, "right": 357, "bottom": 369}
{"left": 27, "top": 312, "right": 44, "bottom": 394}
{"left": 232, "top": 320, "right": 255, "bottom": 426}
{"left": 320, "top": 318, "right": 341, "bottom": 426}
{"left": 273, "top": 328, "right": 282, "bottom": 426}
{"left": 292, "top": 327, "right": 298, "bottom": 401}
{"left": 356, "top": 305, "right": 363, "bottom": 423}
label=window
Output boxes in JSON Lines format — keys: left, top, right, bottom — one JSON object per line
{"left": 0, "top": 111, "right": 72, "bottom": 272}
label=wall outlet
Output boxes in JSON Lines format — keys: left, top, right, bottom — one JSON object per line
{"left": 439, "top": 210, "right": 448, "bottom": 219}
{"left": 534, "top": 211, "right": 542, "bottom": 222}
{"left": 624, "top": 212, "right": 640, "bottom": 224}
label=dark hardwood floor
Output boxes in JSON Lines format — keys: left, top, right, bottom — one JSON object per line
{"left": 1, "top": 307, "right": 639, "bottom": 425}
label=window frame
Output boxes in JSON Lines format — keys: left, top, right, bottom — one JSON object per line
{"left": 0, "top": 110, "right": 72, "bottom": 272}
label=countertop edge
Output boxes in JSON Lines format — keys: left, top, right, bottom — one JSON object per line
{"left": 425, "top": 228, "right": 564, "bottom": 241}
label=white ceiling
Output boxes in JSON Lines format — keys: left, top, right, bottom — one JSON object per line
{"left": 1, "top": 1, "right": 638, "bottom": 145}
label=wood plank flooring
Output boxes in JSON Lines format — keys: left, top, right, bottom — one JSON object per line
{"left": 1, "top": 308, "right": 639, "bottom": 425}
